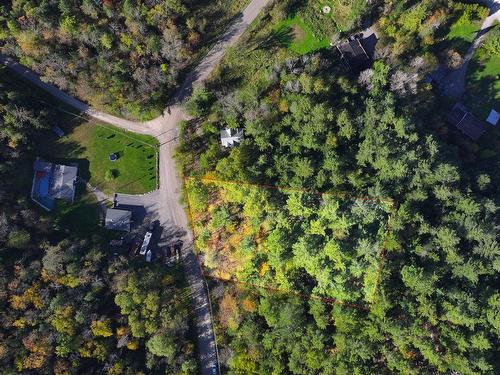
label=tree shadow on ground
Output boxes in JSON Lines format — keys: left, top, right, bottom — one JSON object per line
{"left": 206, "top": 64, "right": 244, "bottom": 94}
{"left": 55, "top": 196, "right": 100, "bottom": 237}
{"left": 465, "top": 59, "right": 499, "bottom": 119}
{"left": 252, "top": 27, "right": 295, "bottom": 51}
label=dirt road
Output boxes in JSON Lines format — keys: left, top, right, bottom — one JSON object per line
{"left": 0, "top": 0, "right": 271, "bottom": 373}
{"left": 441, "top": 0, "right": 499, "bottom": 99}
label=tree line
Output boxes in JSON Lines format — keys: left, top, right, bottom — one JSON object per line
{"left": 0, "top": 0, "right": 246, "bottom": 120}
{"left": 0, "top": 66, "right": 197, "bottom": 374}
{"left": 176, "top": 0, "right": 499, "bottom": 373}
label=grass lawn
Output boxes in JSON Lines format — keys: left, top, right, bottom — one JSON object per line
{"left": 447, "top": 19, "right": 479, "bottom": 46}
{"left": 37, "top": 120, "right": 159, "bottom": 195}
{"left": 466, "top": 56, "right": 500, "bottom": 119}
{"left": 443, "top": 3, "right": 488, "bottom": 55}
{"left": 55, "top": 193, "right": 100, "bottom": 236}
{"left": 275, "top": 15, "right": 330, "bottom": 55}
{"left": 54, "top": 191, "right": 124, "bottom": 241}
{"left": 465, "top": 26, "right": 500, "bottom": 119}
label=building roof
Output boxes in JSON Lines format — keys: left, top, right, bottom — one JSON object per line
{"left": 447, "top": 103, "right": 467, "bottom": 125}
{"left": 52, "top": 125, "right": 65, "bottom": 137}
{"left": 49, "top": 164, "right": 78, "bottom": 201}
{"left": 32, "top": 159, "right": 78, "bottom": 209}
{"left": 105, "top": 208, "right": 132, "bottom": 232}
{"left": 486, "top": 109, "right": 499, "bottom": 126}
{"left": 336, "top": 38, "right": 370, "bottom": 70}
{"left": 109, "top": 239, "right": 124, "bottom": 247}
{"left": 447, "top": 103, "right": 485, "bottom": 141}
{"left": 33, "top": 160, "right": 53, "bottom": 173}
{"left": 220, "top": 128, "right": 244, "bottom": 147}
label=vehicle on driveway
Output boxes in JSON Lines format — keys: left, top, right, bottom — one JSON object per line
{"left": 164, "top": 246, "right": 174, "bottom": 265}
{"left": 140, "top": 231, "right": 152, "bottom": 255}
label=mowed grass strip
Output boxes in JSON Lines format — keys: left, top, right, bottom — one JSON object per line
{"left": 275, "top": 15, "right": 330, "bottom": 55}
{"left": 466, "top": 26, "right": 500, "bottom": 119}
{"left": 84, "top": 124, "right": 158, "bottom": 194}
{"left": 42, "top": 121, "right": 159, "bottom": 195}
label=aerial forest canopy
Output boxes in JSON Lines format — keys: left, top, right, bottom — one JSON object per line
{"left": 178, "top": 0, "right": 500, "bottom": 373}
{"left": 0, "top": 0, "right": 246, "bottom": 120}
{"left": 0, "top": 0, "right": 498, "bottom": 373}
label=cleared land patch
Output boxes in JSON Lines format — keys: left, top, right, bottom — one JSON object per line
{"left": 37, "top": 121, "right": 159, "bottom": 195}
{"left": 186, "top": 177, "right": 394, "bottom": 307}
{"left": 466, "top": 25, "right": 500, "bottom": 119}
{"left": 442, "top": 3, "right": 488, "bottom": 55}
{"left": 274, "top": 15, "right": 330, "bottom": 55}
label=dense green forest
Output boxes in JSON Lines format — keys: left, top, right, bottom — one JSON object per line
{"left": 0, "top": 0, "right": 247, "bottom": 119}
{"left": 0, "top": 67, "right": 196, "bottom": 374}
{"left": 186, "top": 178, "right": 393, "bottom": 305}
{"left": 177, "top": 0, "right": 500, "bottom": 373}
{"left": 0, "top": 0, "right": 498, "bottom": 374}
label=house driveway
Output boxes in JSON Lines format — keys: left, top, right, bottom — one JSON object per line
{"left": 441, "top": 0, "right": 500, "bottom": 99}
{"left": 1, "top": 0, "right": 272, "bottom": 373}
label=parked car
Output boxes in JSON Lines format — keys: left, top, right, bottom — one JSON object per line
{"left": 140, "top": 231, "right": 152, "bottom": 255}
{"left": 164, "top": 246, "right": 173, "bottom": 265}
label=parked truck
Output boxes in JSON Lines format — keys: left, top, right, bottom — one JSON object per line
{"left": 139, "top": 231, "right": 152, "bottom": 255}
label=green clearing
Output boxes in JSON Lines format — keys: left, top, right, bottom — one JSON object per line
{"left": 85, "top": 124, "right": 159, "bottom": 194}
{"left": 54, "top": 192, "right": 120, "bottom": 240}
{"left": 275, "top": 15, "right": 330, "bottom": 55}
{"left": 37, "top": 121, "right": 159, "bottom": 195}
{"left": 444, "top": 3, "right": 488, "bottom": 54}
{"left": 447, "top": 18, "right": 479, "bottom": 44}
{"left": 55, "top": 193, "right": 101, "bottom": 236}
{"left": 466, "top": 26, "right": 500, "bottom": 119}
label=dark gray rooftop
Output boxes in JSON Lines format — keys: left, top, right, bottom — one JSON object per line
{"left": 447, "top": 103, "right": 486, "bottom": 141}
{"left": 105, "top": 208, "right": 132, "bottom": 232}
{"left": 337, "top": 38, "right": 370, "bottom": 70}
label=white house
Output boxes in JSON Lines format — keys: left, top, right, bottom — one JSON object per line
{"left": 220, "top": 128, "right": 244, "bottom": 148}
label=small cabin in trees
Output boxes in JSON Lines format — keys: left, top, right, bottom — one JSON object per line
{"left": 447, "top": 103, "right": 485, "bottom": 141}
{"left": 336, "top": 36, "right": 371, "bottom": 71}
{"left": 220, "top": 128, "right": 244, "bottom": 148}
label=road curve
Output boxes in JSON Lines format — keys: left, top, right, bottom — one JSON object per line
{"left": 1, "top": 0, "right": 271, "bottom": 374}
{"left": 441, "top": 0, "right": 500, "bottom": 99}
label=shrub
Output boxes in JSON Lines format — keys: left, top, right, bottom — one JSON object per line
{"left": 7, "top": 230, "right": 31, "bottom": 249}
{"left": 104, "top": 169, "right": 118, "bottom": 181}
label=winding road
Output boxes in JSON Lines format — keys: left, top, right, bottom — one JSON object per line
{"left": 0, "top": 0, "right": 271, "bottom": 373}
{"left": 441, "top": 0, "right": 499, "bottom": 99}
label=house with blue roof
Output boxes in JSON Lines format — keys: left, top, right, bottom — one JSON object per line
{"left": 31, "top": 158, "right": 78, "bottom": 211}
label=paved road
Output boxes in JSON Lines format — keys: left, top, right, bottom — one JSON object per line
{"left": 1, "top": 1, "right": 270, "bottom": 374}
{"left": 441, "top": 0, "right": 500, "bottom": 99}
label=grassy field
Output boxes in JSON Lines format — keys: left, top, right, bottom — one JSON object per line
{"left": 55, "top": 193, "right": 101, "bottom": 236}
{"left": 275, "top": 15, "right": 330, "bottom": 55}
{"left": 466, "top": 25, "right": 500, "bottom": 120}
{"left": 37, "top": 120, "right": 159, "bottom": 195}
{"left": 444, "top": 3, "right": 488, "bottom": 55}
